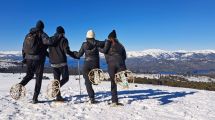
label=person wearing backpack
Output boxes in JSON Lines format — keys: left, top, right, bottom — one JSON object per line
{"left": 19, "top": 20, "right": 58, "bottom": 104}
{"left": 99, "top": 30, "right": 126, "bottom": 106}
{"left": 48, "top": 26, "right": 77, "bottom": 101}
{"left": 73, "top": 30, "right": 105, "bottom": 104}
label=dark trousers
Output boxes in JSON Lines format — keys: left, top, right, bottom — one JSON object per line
{"left": 52, "top": 65, "right": 69, "bottom": 97}
{"left": 19, "top": 59, "right": 45, "bottom": 100}
{"left": 108, "top": 61, "right": 126, "bottom": 103}
{"left": 83, "top": 61, "right": 99, "bottom": 99}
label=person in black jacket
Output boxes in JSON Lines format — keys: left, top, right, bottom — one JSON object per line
{"left": 19, "top": 20, "right": 57, "bottom": 104}
{"left": 73, "top": 30, "right": 104, "bottom": 103}
{"left": 99, "top": 30, "right": 127, "bottom": 106}
{"left": 48, "top": 26, "right": 77, "bottom": 101}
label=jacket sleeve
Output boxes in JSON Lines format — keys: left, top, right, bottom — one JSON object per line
{"left": 96, "top": 40, "right": 105, "bottom": 48}
{"left": 41, "top": 32, "right": 58, "bottom": 45}
{"left": 62, "top": 39, "right": 78, "bottom": 59}
{"left": 22, "top": 42, "right": 25, "bottom": 59}
{"left": 73, "top": 43, "right": 85, "bottom": 58}
{"left": 98, "top": 40, "right": 111, "bottom": 54}
{"left": 122, "top": 46, "right": 127, "bottom": 60}
{"left": 22, "top": 35, "right": 28, "bottom": 59}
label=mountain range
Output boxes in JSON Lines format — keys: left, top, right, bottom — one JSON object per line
{"left": 1, "top": 49, "right": 215, "bottom": 74}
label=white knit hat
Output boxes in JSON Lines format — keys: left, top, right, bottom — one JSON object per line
{"left": 86, "top": 29, "right": 95, "bottom": 38}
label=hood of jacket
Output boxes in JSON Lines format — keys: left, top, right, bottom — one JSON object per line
{"left": 51, "top": 33, "right": 64, "bottom": 45}
{"left": 86, "top": 38, "right": 96, "bottom": 46}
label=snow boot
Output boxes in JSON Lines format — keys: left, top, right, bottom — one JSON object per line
{"left": 32, "top": 99, "right": 39, "bottom": 104}
{"left": 109, "top": 102, "right": 124, "bottom": 107}
{"left": 89, "top": 98, "right": 98, "bottom": 104}
{"left": 55, "top": 91, "right": 66, "bottom": 102}
{"left": 55, "top": 96, "right": 66, "bottom": 102}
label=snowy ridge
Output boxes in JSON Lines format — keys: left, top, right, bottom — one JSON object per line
{"left": 0, "top": 51, "right": 22, "bottom": 58}
{"left": 0, "top": 51, "right": 22, "bottom": 55}
{"left": 1, "top": 49, "right": 215, "bottom": 60}
{"left": 126, "top": 49, "right": 215, "bottom": 58}
{"left": 0, "top": 51, "right": 22, "bottom": 68}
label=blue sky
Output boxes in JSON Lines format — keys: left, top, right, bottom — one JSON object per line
{"left": 0, "top": 0, "right": 214, "bottom": 51}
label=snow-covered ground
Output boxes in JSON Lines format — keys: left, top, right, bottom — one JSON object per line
{"left": 0, "top": 73, "right": 215, "bottom": 120}
{"left": 135, "top": 74, "right": 215, "bottom": 82}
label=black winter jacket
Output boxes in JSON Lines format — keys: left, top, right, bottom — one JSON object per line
{"left": 99, "top": 39, "right": 127, "bottom": 64}
{"left": 74, "top": 38, "right": 105, "bottom": 62}
{"left": 48, "top": 33, "right": 76, "bottom": 64}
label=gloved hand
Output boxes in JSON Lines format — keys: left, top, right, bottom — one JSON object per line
{"left": 73, "top": 51, "right": 80, "bottom": 59}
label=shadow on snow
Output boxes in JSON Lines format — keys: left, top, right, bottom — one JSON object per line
{"left": 95, "top": 89, "right": 196, "bottom": 105}
{"left": 37, "top": 89, "right": 196, "bottom": 105}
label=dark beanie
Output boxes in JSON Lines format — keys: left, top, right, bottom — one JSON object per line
{"left": 36, "top": 20, "right": 44, "bottom": 30}
{"left": 108, "top": 30, "right": 117, "bottom": 39}
{"left": 56, "top": 26, "right": 65, "bottom": 34}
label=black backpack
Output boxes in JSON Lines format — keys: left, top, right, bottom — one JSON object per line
{"left": 23, "top": 33, "right": 42, "bottom": 55}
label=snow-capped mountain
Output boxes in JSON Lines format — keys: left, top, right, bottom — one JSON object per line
{"left": 1, "top": 49, "right": 215, "bottom": 60}
{"left": 0, "top": 51, "right": 22, "bottom": 55}
{"left": 0, "top": 51, "right": 22, "bottom": 69}
{"left": 0, "top": 51, "right": 22, "bottom": 58}
{"left": 127, "top": 49, "right": 215, "bottom": 60}
{"left": 1, "top": 49, "right": 215, "bottom": 74}
{"left": 0, "top": 51, "right": 22, "bottom": 60}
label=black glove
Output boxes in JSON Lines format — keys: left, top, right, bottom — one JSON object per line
{"left": 73, "top": 51, "right": 80, "bottom": 59}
